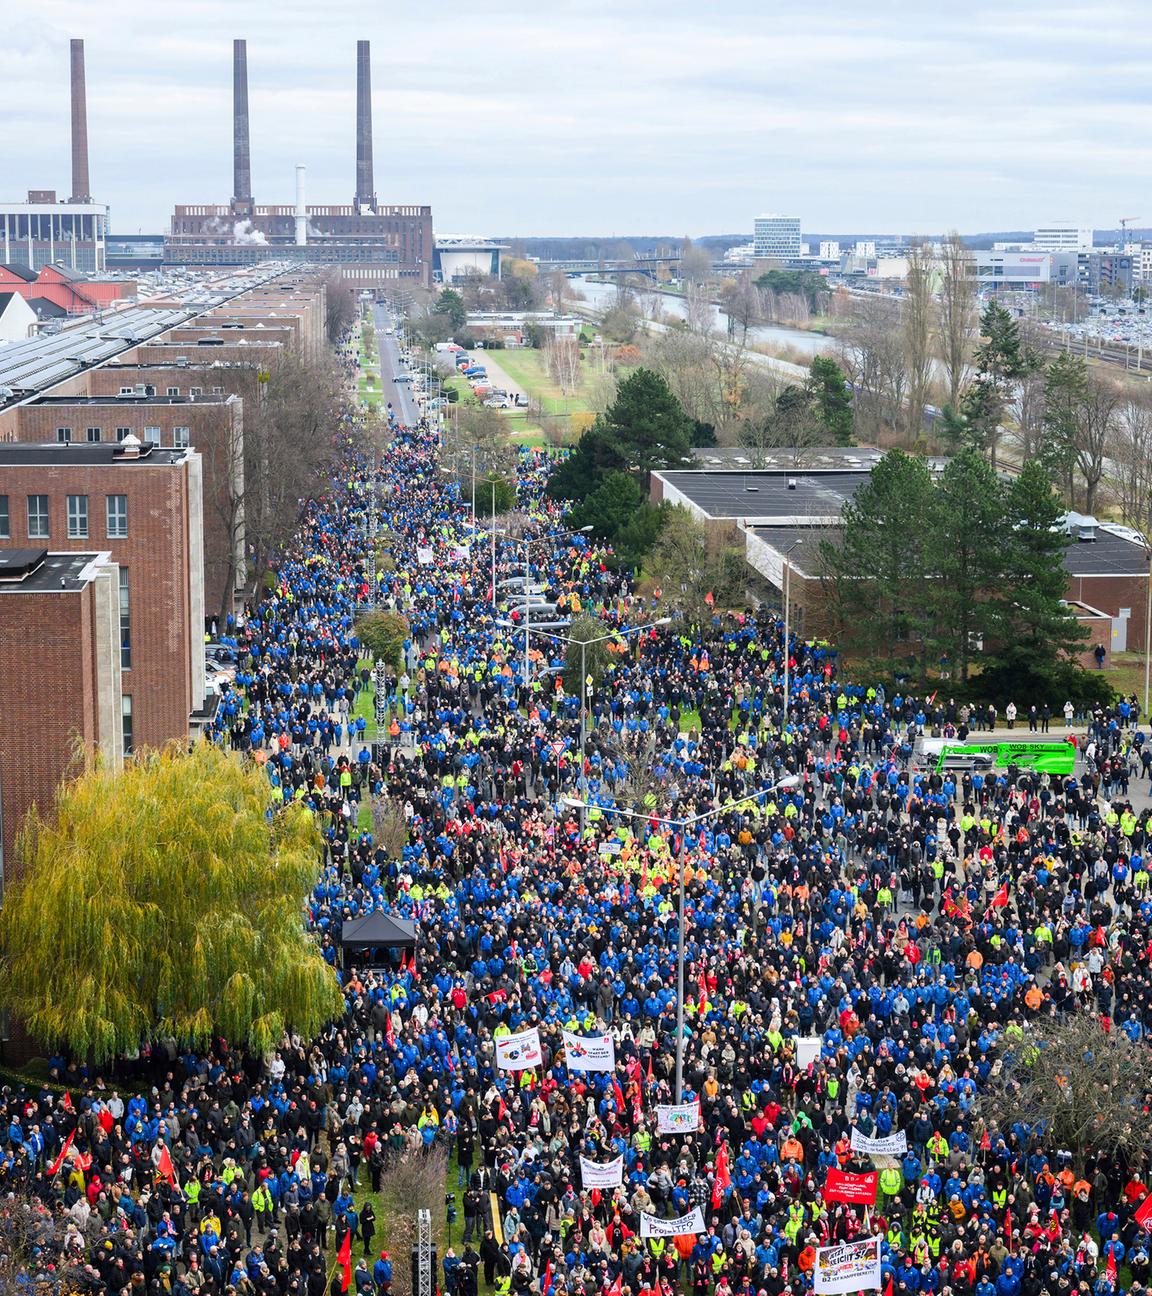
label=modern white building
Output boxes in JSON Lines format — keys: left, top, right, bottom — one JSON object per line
{"left": 753, "top": 214, "right": 802, "bottom": 260}
{"left": 818, "top": 241, "right": 841, "bottom": 259}
{"left": 1033, "top": 224, "right": 1094, "bottom": 252}
{"left": 0, "top": 196, "right": 110, "bottom": 273}
{"left": 854, "top": 240, "right": 877, "bottom": 258}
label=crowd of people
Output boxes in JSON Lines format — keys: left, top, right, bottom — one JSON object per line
{"left": 3, "top": 327, "right": 1152, "bottom": 1296}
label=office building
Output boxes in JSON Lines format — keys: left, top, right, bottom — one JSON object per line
{"left": 1033, "top": 224, "right": 1094, "bottom": 252}
{"left": 753, "top": 214, "right": 802, "bottom": 260}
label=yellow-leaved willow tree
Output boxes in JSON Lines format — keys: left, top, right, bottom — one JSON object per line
{"left": 0, "top": 742, "right": 345, "bottom": 1065}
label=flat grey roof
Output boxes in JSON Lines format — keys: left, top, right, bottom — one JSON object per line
{"left": 1062, "top": 530, "right": 1149, "bottom": 577}
{"left": 0, "top": 549, "right": 103, "bottom": 593}
{"left": 0, "top": 443, "right": 187, "bottom": 467}
{"left": 658, "top": 469, "right": 871, "bottom": 521}
{"left": 749, "top": 525, "right": 840, "bottom": 579}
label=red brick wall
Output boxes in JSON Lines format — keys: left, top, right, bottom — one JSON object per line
{"left": 10, "top": 402, "right": 240, "bottom": 618}
{"left": 0, "top": 461, "right": 195, "bottom": 751}
{"left": 0, "top": 584, "right": 97, "bottom": 881}
{"left": 1066, "top": 573, "right": 1149, "bottom": 653}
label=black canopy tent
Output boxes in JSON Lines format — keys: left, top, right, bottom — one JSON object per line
{"left": 338, "top": 912, "right": 417, "bottom": 967}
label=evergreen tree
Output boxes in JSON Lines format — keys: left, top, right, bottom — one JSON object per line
{"left": 986, "top": 460, "right": 1086, "bottom": 677}
{"left": 821, "top": 450, "right": 935, "bottom": 671}
{"left": 546, "top": 425, "right": 626, "bottom": 502}
{"left": 1041, "top": 353, "right": 1089, "bottom": 495}
{"left": 942, "top": 301, "right": 1029, "bottom": 463}
{"left": 432, "top": 288, "right": 468, "bottom": 332}
{"left": 926, "top": 450, "right": 1004, "bottom": 682}
{"left": 598, "top": 367, "right": 694, "bottom": 473}
{"left": 807, "top": 355, "right": 855, "bottom": 445}
{"left": 568, "top": 471, "right": 645, "bottom": 540}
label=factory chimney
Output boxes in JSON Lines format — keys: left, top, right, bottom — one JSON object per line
{"left": 231, "top": 39, "right": 254, "bottom": 216}
{"left": 68, "top": 39, "right": 92, "bottom": 204}
{"left": 355, "top": 40, "right": 376, "bottom": 213}
{"left": 295, "top": 164, "right": 307, "bottom": 246}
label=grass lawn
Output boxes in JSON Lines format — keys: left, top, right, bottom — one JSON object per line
{"left": 1105, "top": 651, "right": 1147, "bottom": 701}
{"left": 493, "top": 348, "right": 598, "bottom": 415}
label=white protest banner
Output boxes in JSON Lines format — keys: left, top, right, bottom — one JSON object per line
{"left": 813, "top": 1237, "right": 882, "bottom": 1294}
{"left": 562, "top": 1030, "right": 616, "bottom": 1073}
{"left": 850, "top": 1129, "right": 907, "bottom": 1156}
{"left": 417, "top": 547, "right": 434, "bottom": 566}
{"left": 453, "top": 545, "right": 471, "bottom": 562}
{"left": 495, "top": 1027, "right": 543, "bottom": 1072}
{"left": 579, "top": 1155, "right": 624, "bottom": 1189}
{"left": 640, "top": 1208, "right": 705, "bottom": 1239}
{"left": 656, "top": 1102, "right": 701, "bottom": 1134}
{"left": 794, "top": 1036, "right": 822, "bottom": 1069}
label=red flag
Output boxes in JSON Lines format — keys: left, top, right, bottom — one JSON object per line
{"left": 61, "top": 1091, "right": 73, "bottom": 1113}
{"left": 712, "top": 1143, "right": 731, "bottom": 1210}
{"left": 542, "top": 1260, "right": 553, "bottom": 1296}
{"left": 1005, "top": 1207, "right": 1013, "bottom": 1248}
{"left": 47, "top": 1129, "right": 75, "bottom": 1176}
{"left": 384, "top": 1009, "right": 396, "bottom": 1050}
{"left": 989, "top": 882, "right": 1009, "bottom": 910}
{"left": 409, "top": 946, "right": 417, "bottom": 973}
{"left": 609, "top": 1275, "right": 623, "bottom": 1296}
{"left": 1106, "top": 1245, "right": 1118, "bottom": 1287}
{"left": 704, "top": 592, "right": 714, "bottom": 606}
{"left": 612, "top": 1076, "right": 626, "bottom": 1113}
{"left": 338, "top": 1229, "right": 353, "bottom": 1292}
{"left": 1136, "top": 1194, "right": 1152, "bottom": 1228}
{"left": 646, "top": 1052, "right": 654, "bottom": 1085}
{"left": 156, "top": 1144, "right": 177, "bottom": 1187}
{"left": 884, "top": 1277, "right": 893, "bottom": 1296}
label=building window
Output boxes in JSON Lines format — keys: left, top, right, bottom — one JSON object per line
{"left": 119, "top": 566, "right": 131, "bottom": 669}
{"left": 119, "top": 387, "right": 133, "bottom": 396}
{"left": 189, "top": 387, "right": 202, "bottom": 397}
{"left": 56, "top": 426, "right": 72, "bottom": 443}
{"left": 27, "top": 495, "right": 49, "bottom": 539}
{"left": 166, "top": 386, "right": 179, "bottom": 396}
{"left": 106, "top": 494, "right": 128, "bottom": 539}
{"left": 0, "top": 496, "right": 8, "bottom": 539}
{"left": 87, "top": 426, "right": 102, "bottom": 443}
{"left": 143, "top": 426, "right": 160, "bottom": 446}
{"left": 211, "top": 386, "right": 224, "bottom": 394}
{"left": 173, "top": 426, "right": 190, "bottom": 449}
{"left": 121, "top": 694, "right": 133, "bottom": 755}
{"left": 66, "top": 494, "right": 89, "bottom": 539}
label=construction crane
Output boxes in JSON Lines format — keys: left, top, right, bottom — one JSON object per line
{"left": 1120, "top": 216, "right": 1142, "bottom": 240}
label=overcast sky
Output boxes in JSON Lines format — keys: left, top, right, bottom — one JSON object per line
{"left": 5, "top": 0, "right": 1150, "bottom": 239}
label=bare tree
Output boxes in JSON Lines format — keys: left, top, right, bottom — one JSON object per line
{"left": 839, "top": 297, "right": 907, "bottom": 441}
{"left": 977, "top": 1014, "right": 1152, "bottom": 1175}
{"left": 245, "top": 349, "right": 349, "bottom": 581}
{"left": 937, "top": 231, "right": 977, "bottom": 407}
{"left": 1009, "top": 359, "right": 1049, "bottom": 464}
{"left": 1112, "top": 389, "right": 1152, "bottom": 531}
{"left": 321, "top": 271, "right": 357, "bottom": 342}
{"left": 718, "top": 273, "right": 761, "bottom": 348}
{"left": 545, "top": 334, "right": 582, "bottom": 396}
{"left": 902, "top": 242, "right": 934, "bottom": 444}
{"left": 684, "top": 281, "right": 714, "bottom": 336}
{"left": 1074, "top": 373, "right": 1121, "bottom": 514}
{"left": 679, "top": 237, "right": 714, "bottom": 284}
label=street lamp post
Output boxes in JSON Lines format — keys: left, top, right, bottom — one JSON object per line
{"left": 1144, "top": 545, "right": 1151, "bottom": 721}
{"left": 564, "top": 773, "right": 800, "bottom": 1102}
{"left": 498, "top": 616, "right": 671, "bottom": 828}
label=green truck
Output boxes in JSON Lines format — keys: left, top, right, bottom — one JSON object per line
{"left": 917, "top": 738, "right": 1077, "bottom": 777}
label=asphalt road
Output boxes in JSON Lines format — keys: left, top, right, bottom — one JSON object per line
{"left": 372, "top": 304, "right": 420, "bottom": 426}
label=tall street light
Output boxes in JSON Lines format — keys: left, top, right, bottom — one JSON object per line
{"left": 564, "top": 773, "right": 801, "bottom": 1102}
{"left": 496, "top": 616, "right": 671, "bottom": 827}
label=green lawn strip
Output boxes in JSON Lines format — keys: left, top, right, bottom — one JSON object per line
{"left": 491, "top": 349, "right": 596, "bottom": 414}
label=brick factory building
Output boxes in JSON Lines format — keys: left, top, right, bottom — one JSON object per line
{"left": 0, "top": 547, "right": 123, "bottom": 886}
{"left": 0, "top": 441, "right": 206, "bottom": 757}
{"left": 164, "top": 40, "right": 433, "bottom": 287}
{"left": 0, "top": 396, "right": 243, "bottom": 620}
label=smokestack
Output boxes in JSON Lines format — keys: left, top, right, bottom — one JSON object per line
{"left": 355, "top": 40, "right": 376, "bottom": 212}
{"left": 68, "top": 39, "right": 92, "bottom": 204}
{"left": 231, "top": 38, "right": 253, "bottom": 215}
{"left": 295, "top": 164, "right": 307, "bottom": 246}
